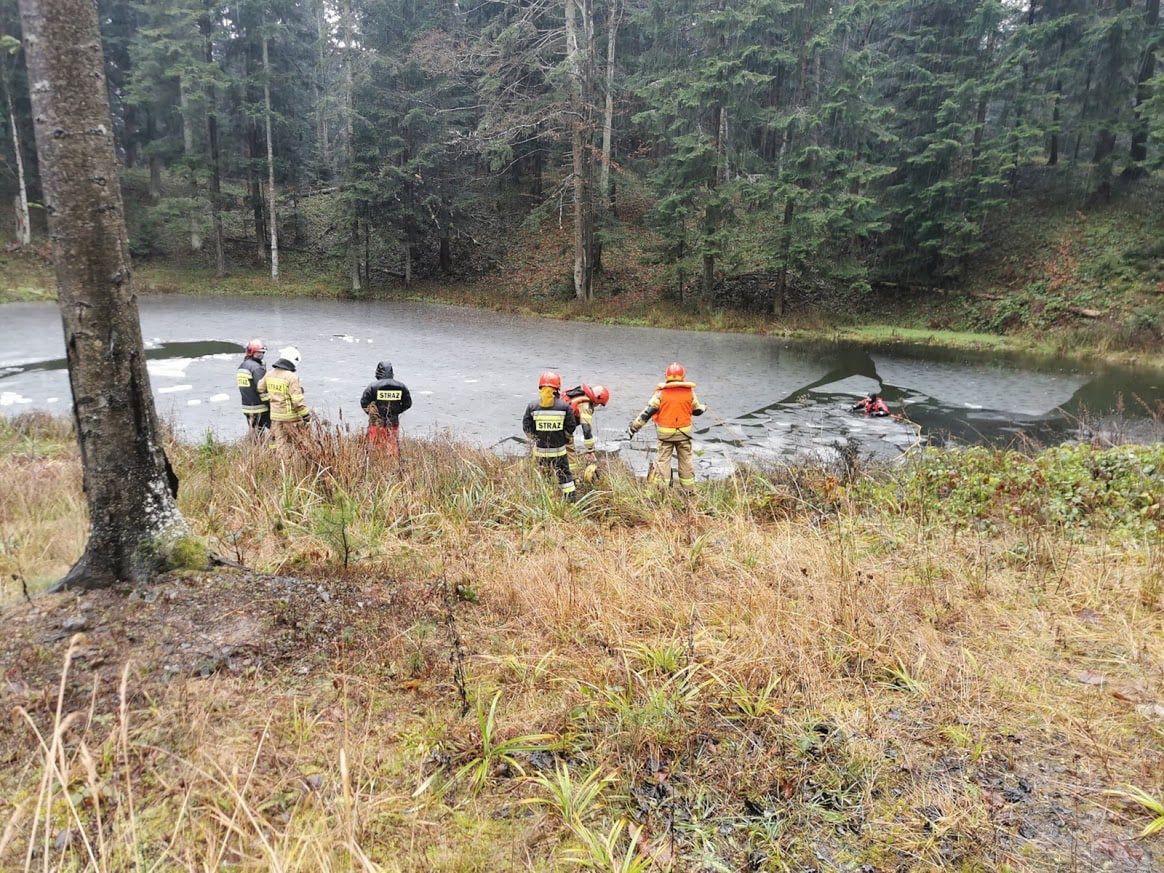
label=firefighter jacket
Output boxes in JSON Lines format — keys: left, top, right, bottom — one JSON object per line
{"left": 522, "top": 394, "right": 578, "bottom": 458}
{"left": 360, "top": 361, "right": 413, "bottom": 427}
{"left": 630, "top": 382, "right": 706, "bottom": 440}
{"left": 258, "top": 360, "right": 309, "bottom": 423}
{"left": 564, "top": 386, "right": 597, "bottom": 452}
{"left": 236, "top": 356, "right": 268, "bottom": 415}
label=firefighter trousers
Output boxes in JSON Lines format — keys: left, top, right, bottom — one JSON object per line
{"left": 367, "top": 424, "right": 400, "bottom": 458}
{"left": 271, "top": 419, "right": 308, "bottom": 456}
{"left": 537, "top": 454, "right": 577, "bottom": 500}
{"left": 649, "top": 435, "right": 695, "bottom": 488}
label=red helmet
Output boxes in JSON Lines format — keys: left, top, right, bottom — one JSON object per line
{"left": 245, "top": 338, "right": 266, "bottom": 359}
{"left": 538, "top": 371, "right": 561, "bottom": 390}
{"left": 591, "top": 384, "right": 610, "bottom": 406}
{"left": 665, "top": 362, "right": 686, "bottom": 382}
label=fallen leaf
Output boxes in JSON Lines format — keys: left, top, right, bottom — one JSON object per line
{"left": 1076, "top": 671, "right": 1106, "bottom": 686}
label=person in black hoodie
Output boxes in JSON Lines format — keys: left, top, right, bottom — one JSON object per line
{"left": 360, "top": 360, "right": 413, "bottom": 457}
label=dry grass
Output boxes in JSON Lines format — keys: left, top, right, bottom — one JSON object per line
{"left": 0, "top": 415, "right": 1161, "bottom": 870}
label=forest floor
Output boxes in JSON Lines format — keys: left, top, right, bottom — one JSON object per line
{"left": 1, "top": 174, "right": 1160, "bottom": 369}
{"left": 0, "top": 413, "right": 1161, "bottom": 871}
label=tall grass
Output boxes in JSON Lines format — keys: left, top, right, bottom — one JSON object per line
{"left": 0, "top": 414, "right": 1161, "bottom": 869}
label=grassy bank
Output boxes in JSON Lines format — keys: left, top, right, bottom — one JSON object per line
{"left": 1, "top": 414, "right": 1161, "bottom": 870}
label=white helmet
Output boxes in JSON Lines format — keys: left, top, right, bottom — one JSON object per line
{"left": 279, "top": 346, "right": 302, "bottom": 366}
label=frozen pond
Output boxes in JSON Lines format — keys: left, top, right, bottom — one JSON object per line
{"left": 1, "top": 296, "right": 1160, "bottom": 474}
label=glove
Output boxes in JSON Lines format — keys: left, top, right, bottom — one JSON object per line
{"left": 624, "top": 426, "right": 636, "bottom": 440}
{"left": 301, "top": 412, "right": 312, "bottom": 424}
{"left": 586, "top": 452, "right": 598, "bottom": 465}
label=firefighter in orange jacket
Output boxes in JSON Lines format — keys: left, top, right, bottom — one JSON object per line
{"left": 522, "top": 371, "right": 579, "bottom": 501}
{"left": 627, "top": 362, "right": 707, "bottom": 489}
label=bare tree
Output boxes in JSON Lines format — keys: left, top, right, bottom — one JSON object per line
{"left": 19, "top": 0, "right": 190, "bottom": 590}
{"left": 565, "top": 0, "right": 595, "bottom": 301}
{"left": 598, "top": 0, "right": 620, "bottom": 207}
{"left": 262, "top": 28, "right": 279, "bottom": 282}
{"left": 0, "top": 35, "right": 30, "bottom": 246}
{"left": 342, "top": 0, "right": 361, "bottom": 295}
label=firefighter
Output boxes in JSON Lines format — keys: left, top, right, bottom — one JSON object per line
{"left": 257, "top": 346, "right": 310, "bottom": 449}
{"left": 522, "top": 371, "right": 578, "bottom": 501}
{"left": 360, "top": 360, "right": 412, "bottom": 457}
{"left": 236, "top": 338, "right": 270, "bottom": 432}
{"left": 563, "top": 383, "right": 610, "bottom": 481}
{"left": 852, "top": 393, "right": 890, "bottom": 417}
{"left": 627, "top": 362, "right": 707, "bottom": 489}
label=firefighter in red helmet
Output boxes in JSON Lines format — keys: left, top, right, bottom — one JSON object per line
{"left": 627, "top": 362, "right": 706, "bottom": 489}
{"left": 522, "top": 371, "right": 579, "bottom": 500}
{"left": 563, "top": 382, "right": 610, "bottom": 475}
{"left": 236, "top": 338, "right": 270, "bottom": 433}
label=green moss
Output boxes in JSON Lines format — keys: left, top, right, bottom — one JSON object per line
{"left": 168, "top": 534, "right": 209, "bottom": 571}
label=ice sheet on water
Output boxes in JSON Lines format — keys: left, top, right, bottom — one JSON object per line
{"left": 209, "top": 393, "right": 229, "bottom": 403}
{"left": 158, "top": 384, "right": 193, "bottom": 394}
{"left": 187, "top": 399, "right": 202, "bottom": 406}
{"left": 0, "top": 391, "right": 32, "bottom": 406}
{"left": 148, "top": 358, "right": 193, "bottom": 379}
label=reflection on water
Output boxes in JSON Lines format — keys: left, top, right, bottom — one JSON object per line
{"left": 0, "top": 296, "right": 1160, "bottom": 474}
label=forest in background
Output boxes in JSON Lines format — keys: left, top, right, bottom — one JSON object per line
{"left": 0, "top": 0, "right": 1160, "bottom": 317}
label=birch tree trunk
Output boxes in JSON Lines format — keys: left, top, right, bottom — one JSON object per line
{"left": 3, "top": 75, "right": 30, "bottom": 246}
{"left": 18, "top": 0, "right": 189, "bottom": 590}
{"left": 179, "top": 78, "right": 202, "bottom": 252}
{"left": 262, "top": 31, "right": 279, "bottom": 282}
{"left": 565, "top": 0, "right": 594, "bottom": 302}
{"left": 343, "top": 0, "right": 361, "bottom": 295}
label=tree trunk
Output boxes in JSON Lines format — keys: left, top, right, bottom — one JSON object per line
{"left": 439, "top": 229, "right": 452, "bottom": 273}
{"left": 147, "top": 108, "right": 162, "bottom": 199}
{"left": 343, "top": 0, "right": 361, "bottom": 296}
{"left": 202, "top": 10, "right": 225, "bottom": 277}
{"left": 18, "top": 0, "right": 188, "bottom": 590}
{"left": 402, "top": 238, "right": 412, "bottom": 286}
{"left": 1091, "top": 0, "right": 1132, "bottom": 201}
{"left": 1048, "top": 41, "right": 1063, "bottom": 166}
{"left": 566, "top": 0, "right": 595, "bottom": 302}
{"left": 4, "top": 76, "right": 31, "bottom": 246}
{"left": 315, "top": 0, "right": 330, "bottom": 178}
{"left": 179, "top": 78, "right": 202, "bottom": 252}
{"left": 774, "top": 198, "right": 794, "bottom": 316}
{"left": 599, "top": 0, "right": 620, "bottom": 207}
{"left": 247, "top": 129, "right": 266, "bottom": 264}
{"left": 1125, "top": 0, "right": 1159, "bottom": 175}
{"left": 262, "top": 31, "right": 278, "bottom": 282}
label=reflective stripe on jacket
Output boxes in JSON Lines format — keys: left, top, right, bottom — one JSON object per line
{"left": 258, "top": 362, "right": 309, "bottom": 423}
{"left": 522, "top": 396, "right": 577, "bottom": 458}
{"left": 634, "top": 382, "right": 706, "bottom": 439}
{"left": 236, "top": 357, "right": 268, "bottom": 414}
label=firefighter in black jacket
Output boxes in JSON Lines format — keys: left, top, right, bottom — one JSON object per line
{"left": 360, "top": 360, "right": 413, "bottom": 457}
{"left": 236, "top": 338, "right": 270, "bottom": 432}
{"left": 522, "top": 371, "right": 578, "bottom": 501}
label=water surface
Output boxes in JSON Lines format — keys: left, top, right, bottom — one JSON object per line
{"left": 2, "top": 296, "right": 1160, "bottom": 474}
